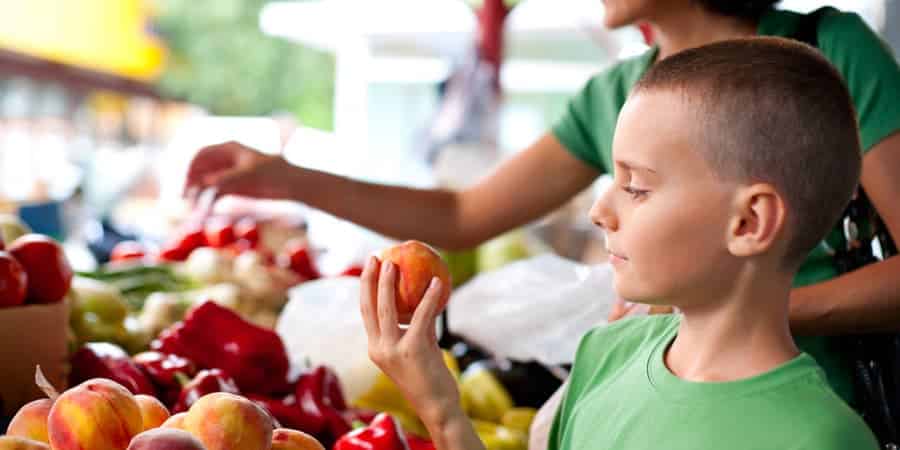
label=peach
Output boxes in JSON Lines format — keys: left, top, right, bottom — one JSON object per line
{"left": 161, "top": 412, "right": 188, "bottom": 430}
{"left": 182, "top": 392, "right": 274, "bottom": 450}
{"left": 271, "top": 429, "right": 325, "bottom": 450}
{"left": 134, "top": 394, "right": 170, "bottom": 431}
{"left": 0, "top": 436, "right": 51, "bottom": 449}
{"left": 5, "top": 398, "right": 52, "bottom": 443}
{"left": 127, "top": 428, "right": 207, "bottom": 450}
{"left": 47, "top": 378, "right": 143, "bottom": 450}
{"left": 380, "top": 240, "right": 452, "bottom": 324}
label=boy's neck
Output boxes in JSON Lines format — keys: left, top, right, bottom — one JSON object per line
{"left": 664, "top": 270, "right": 800, "bottom": 383}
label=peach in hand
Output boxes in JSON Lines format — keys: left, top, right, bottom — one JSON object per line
{"left": 183, "top": 392, "right": 274, "bottom": 450}
{"left": 134, "top": 394, "right": 171, "bottom": 431}
{"left": 127, "top": 428, "right": 207, "bottom": 450}
{"left": 271, "top": 429, "right": 325, "bottom": 450}
{"left": 47, "top": 378, "right": 143, "bottom": 450}
{"left": 5, "top": 398, "right": 52, "bottom": 444}
{"left": 379, "top": 240, "right": 452, "bottom": 324}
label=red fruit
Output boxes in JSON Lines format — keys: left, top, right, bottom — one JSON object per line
{"left": 235, "top": 218, "right": 261, "bottom": 247}
{"left": 8, "top": 234, "right": 72, "bottom": 304}
{"left": 110, "top": 241, "right": 147, "bottom": 262}
{"left": 159, "top": 228, "right": 207, "bottom": 262}
{"left": 0, "top": 251, "right": 27, "bottom": 308}
{"left": 379, "top": 241, "right": 452, "bottom": 324}
{"left": 279, "top": 240, "right": 321, "bottom": 280}
{"left": 158, "top": 245, "right": 189, "bottom": 262}
{"left": 223, "top": 239, "right": 254, "bottom": 258}
{"left": 339, "top": 265, "right": 363, "bottom": 277}
{"left": 204, "top": 219, "right": 236, "bottom": 248}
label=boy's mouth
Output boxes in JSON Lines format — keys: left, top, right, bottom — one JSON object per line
{"left": 606, "top": 248, "right": 628, "bottom": 263}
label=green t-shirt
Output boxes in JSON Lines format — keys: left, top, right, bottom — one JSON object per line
{"left": 548, "top": 315, "right": 879, "bottom": 450}
{"left": 552, "top": 8, "right": 900, "bottom": 403}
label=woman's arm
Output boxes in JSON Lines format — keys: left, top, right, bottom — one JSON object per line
{"left": 790, "top": 132, "right": 900, "bottom": 335}
{"left": 187, "top": 134, "right": 599, "bottom": 250}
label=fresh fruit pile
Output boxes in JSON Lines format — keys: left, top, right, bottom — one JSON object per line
{"left": 2, "top": 368, "right": 326, "bottom": 450}
{"left": 77, "top": 216, "right": 365, "bottom": 339}
{"left": 0, "top": 234, "right": 72, "bottom": 310}
{"left": 64, "top": 300, "right": 372, "bottom": 448}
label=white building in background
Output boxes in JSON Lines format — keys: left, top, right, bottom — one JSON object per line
{"left": 258, "top": 0, "right": 889, "bottom": 186}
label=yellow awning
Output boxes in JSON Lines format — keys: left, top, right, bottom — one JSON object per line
{"left": 0, "top": 0, "right": 165, "bottom": 81}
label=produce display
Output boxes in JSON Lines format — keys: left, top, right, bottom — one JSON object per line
{"left": 1, "top": 216, "right": 551, "bottom": 450}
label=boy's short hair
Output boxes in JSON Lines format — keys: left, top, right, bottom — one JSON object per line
{"left": 633, "top": 37, "right": 861, "bottom": 265}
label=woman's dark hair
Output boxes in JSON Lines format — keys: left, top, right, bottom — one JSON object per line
{"left": 696, "top": 1, "right": 780, "bottom": 20}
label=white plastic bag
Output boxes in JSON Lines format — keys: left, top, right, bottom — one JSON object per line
{"left": 448, "top": 254, "right": 616, "bottom": 366}
{"left": 275, "top": 277, "right": 380, "bottom": 402}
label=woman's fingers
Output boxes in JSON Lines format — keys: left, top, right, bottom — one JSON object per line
{"left": 377, "top": 261, "right": 401, "bottom": 342}
{"left": 360, "top": 256, "right": 382, "bottom": 340}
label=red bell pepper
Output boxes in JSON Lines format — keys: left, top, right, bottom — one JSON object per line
{"left": 339, "top": 265, "right": 364, "bottom": 277}
{"left": 132, "top": 351, "right": 197, "bottom": 407}
{"left": 279, "top": 240, "right": 321, "bottom": 280}
{"left": 69, "top": 342, "right": 156, "bottom": 396}
{"left": 151, "top": 300, "right": 291, "bottom": 395}
{"left": 334, "top": 413, "right": 409, "bottom": 450}
{"left": 172, "top": 368, "right": 240, "bottom": 413}
{"left": 159, "top": 228, "right": 207, "bottom": 262}
{"left": 406, "top": 434, "right": 436, "bottom": 450}
{"left": 295, "top": 366, "right": 351, "bottom": 440}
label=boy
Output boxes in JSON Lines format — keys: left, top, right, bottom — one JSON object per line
{"left": 359, "top": 37, "right": 878, "bottom": 450}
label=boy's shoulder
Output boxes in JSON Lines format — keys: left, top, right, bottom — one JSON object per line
{"left": 760, "top": 370, "right": 879, "bottom": 449}
{"left": 571, "top": 314, "right": 678, "bottom": 380}
{"left": 579, "top": 313, "right": 679, "bottom": 355}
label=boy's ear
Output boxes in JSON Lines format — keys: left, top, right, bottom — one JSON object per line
{"left": 726, "top": 184, "right": 788, "bottom": 258}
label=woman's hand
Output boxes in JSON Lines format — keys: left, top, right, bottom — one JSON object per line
{"left": 184, "top": 141, "right": 297, "bottom": 201}
{"left": 359, "top": 256, "right": 462, "bottom": 425}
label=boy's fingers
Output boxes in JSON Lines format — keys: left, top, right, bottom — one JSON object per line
{"left": 359, "top": 256, "right": 381, "bottom": 339}
{"left": 409, "top": 277, "right": 443, "bottom": 341}
{"left": 377, "top": 261, "right": 401, "bottom": 341}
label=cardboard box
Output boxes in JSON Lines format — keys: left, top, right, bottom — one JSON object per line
{"left": 0, "top": 300, "right": 69, "bottom": 417}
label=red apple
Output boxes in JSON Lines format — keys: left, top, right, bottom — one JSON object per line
{"left": 0, "top": 251, "right": 27, "bottom": 308}
{"left": 8, "top": 234, "right": 72, "bottom": 304}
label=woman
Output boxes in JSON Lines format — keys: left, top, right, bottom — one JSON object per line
{"left": 186, "top": 0, "right": 900, "bottom": 420}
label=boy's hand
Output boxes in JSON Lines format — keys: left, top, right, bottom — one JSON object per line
{"left": 360, "top": 256, "right": 462, "bottom": 426}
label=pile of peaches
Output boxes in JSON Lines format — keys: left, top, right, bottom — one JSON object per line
{"left": 2, "top": 370, "right": 323, "bottom": 450}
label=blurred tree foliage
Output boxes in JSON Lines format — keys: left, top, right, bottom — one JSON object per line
{"left": 154, "top": 0, "right": 335, "bottom": 130}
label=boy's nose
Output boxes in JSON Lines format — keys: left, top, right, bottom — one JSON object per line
{"left": 590, "top": 188, "right": 618, "bottom": 232}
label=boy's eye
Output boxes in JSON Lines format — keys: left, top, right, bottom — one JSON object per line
{"left": 622, "top": 185, "right": 649, "bottom": 200}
